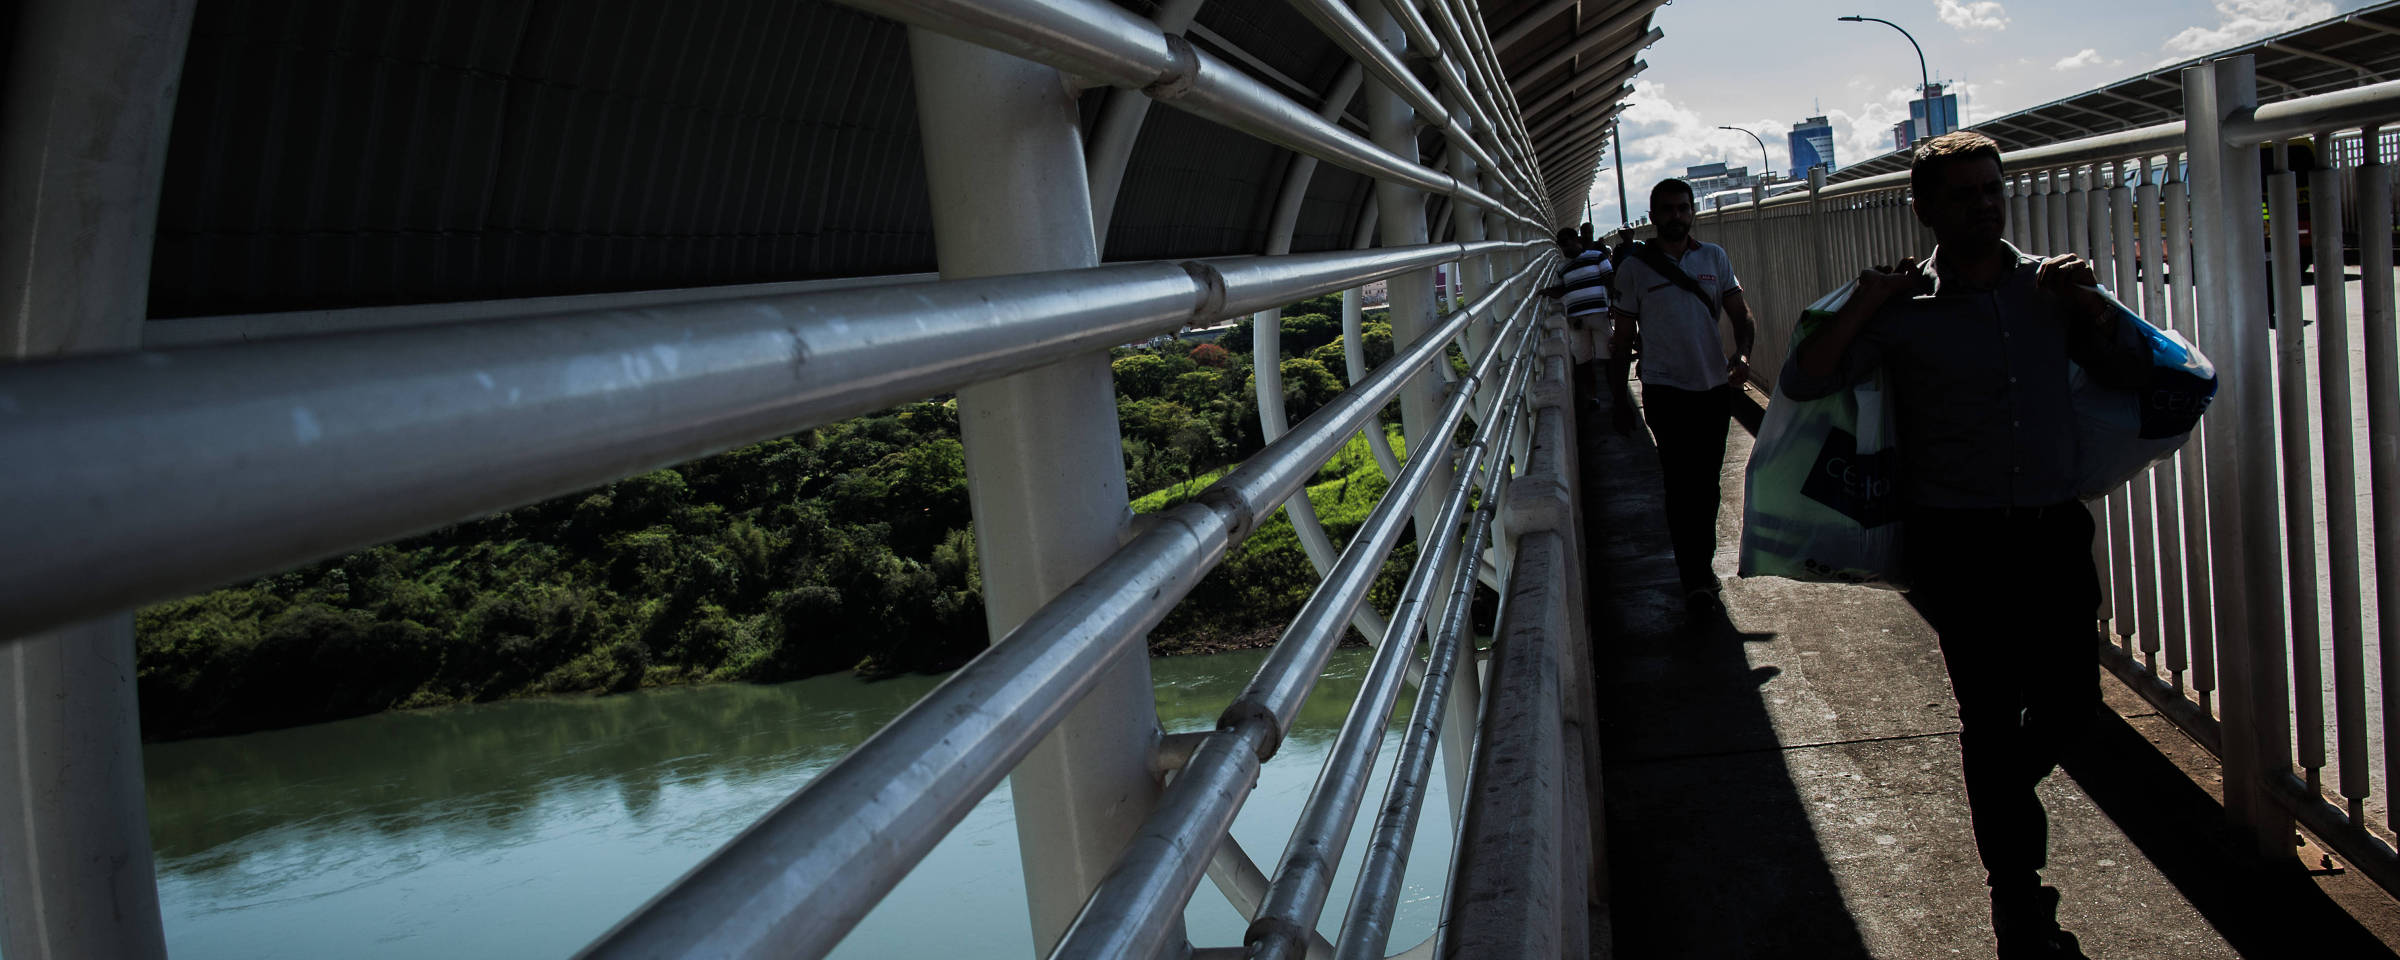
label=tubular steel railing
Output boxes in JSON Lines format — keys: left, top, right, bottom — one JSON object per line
{"left": 1698, "top": 59, "right": 2400, "bottom": 897}
{"left": 0, "top": 0, "right": 1600, "bottom": 958}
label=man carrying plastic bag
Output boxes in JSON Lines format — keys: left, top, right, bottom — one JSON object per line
{"left": 1763, "top": 131, "right": 2210, "bottom": 960}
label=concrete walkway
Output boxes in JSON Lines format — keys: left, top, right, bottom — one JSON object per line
{"left": 1576, "top": 375, "right": 2400, "bottom": 959}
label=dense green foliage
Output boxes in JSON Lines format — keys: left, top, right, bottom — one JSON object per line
{"left": 136, "top": 293, "right": 1422, "bottom": 739}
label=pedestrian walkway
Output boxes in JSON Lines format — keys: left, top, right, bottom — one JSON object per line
{"left": 1575, "top": 375, "right": 2400, "bottom": 959}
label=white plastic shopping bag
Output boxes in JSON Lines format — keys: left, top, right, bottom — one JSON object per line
{"left": 1738, "top": 282, "right": 1906, "bottom": 587}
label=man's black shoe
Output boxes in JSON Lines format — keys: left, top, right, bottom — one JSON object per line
{"left": 1683, "top": 587, "right": 1723, "bottom": 616}
{"left": 1992, "top": 886, "right": 2090, "bottom": 959}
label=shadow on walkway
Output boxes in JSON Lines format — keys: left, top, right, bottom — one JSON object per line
{"left": 2060, "top": 707, "right": 2399, "bottom": 958}
{"left": 1580, "top": 371, "right": 1873, "bottom": 958}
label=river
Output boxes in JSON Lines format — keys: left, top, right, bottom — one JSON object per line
{"left": 140, "top": 646, "right": 1455, "bottom": 958}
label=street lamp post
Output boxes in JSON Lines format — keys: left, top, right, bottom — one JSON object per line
{"left": 1839, "top": 14, "right": 1932, "bottom": 146}
{"left": 1612, "top": 121, "right": 1630, "bottom": 229}
{"left": 1717, "top": 125, "right": 1771, "bottom": 183}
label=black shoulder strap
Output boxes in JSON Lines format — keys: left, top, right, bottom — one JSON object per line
{"left": 1627, "top": 241, "right": 1719, "bottom": 318}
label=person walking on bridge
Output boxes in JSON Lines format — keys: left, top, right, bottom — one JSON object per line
{"left": 1607, "top": 178, "right": 1758, "bottom": 612}
{"left": 1780, "top": 130, "right": 2154, "bottom": 960}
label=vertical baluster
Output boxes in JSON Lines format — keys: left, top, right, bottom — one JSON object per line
{"left": 1893, "top": 185, "right": 1911, "bottom": 259}
{"left": 1869, "top": 191, "right": 1885, "bottom": 266}
{"left": 2032, "top": 169, "right": 2053, "bottom": 255}
{"left": 1865, "top": 192, "right": 1885, "bottom": 266}
{"left": 2167, "top": 151, "right": 2218, "bottom": 711}
{"left": 1830, "top": 197, "right": 1848, "bottom": 280}
{"left": 2048, "top": 167, "right": 2074, "bottom": 255}
{"left": 2315, "top": 128, "right": 2372, "bottom": 825}
{"left": 2356, "top": 123, "right": 2400, "bottom": 838}
{"left": 2009, "top": 172, "right": 2033, "bottom": 253}
{"left": 1882, "top": 189, "right": 1899, "bottom": 264}
{"left": 1863, "top": 194, "right": 1878, "bottom": 273}
{"left": 2069, "top": 166, "right": 2117, "bottom": 626}
{"left": 2139, "top": 156, "right": 2187, "bottom": 677}
{"left": 2086, "top": 164, "right": 2138, "bottom": 636}
{"left": 2084, "top": 163, "right": 2112, "bottom": 286}
{"left": 2002, "top": 176, "right": 2020, "bottom": 250}
{"left": 2111, "top": 160, "right": 2164, "bottom": 665}
{"left": 2268, "top": 139, "right": 2329, "bottom": 793}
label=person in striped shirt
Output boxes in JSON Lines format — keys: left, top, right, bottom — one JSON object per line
{"left": 1543, "top": 226, "right": 1640, "bottom": 444}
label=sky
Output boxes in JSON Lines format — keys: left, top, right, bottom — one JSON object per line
{"left": 1574, "top": 0, "right": 2384, "bottom": 225}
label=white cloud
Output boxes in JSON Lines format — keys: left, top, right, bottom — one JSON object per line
{"left": 1936, "top": 0, "right": 2010, "bottom": 32}
{"left": 2162, "top": 0, "right": 2332, "bottom": 55}
{"left": 1580, "top": 80, "right": 1796, "bottom": 226}
{"left": 2052, "top": 48, "right": 2106, "bottom": 70}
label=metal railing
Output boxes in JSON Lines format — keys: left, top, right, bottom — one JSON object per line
{"left": 1698, "top": 57, "right": 2400, "bottom": 895}
{"left": 1, "top": 0, "right": 1599, "bottom": 958}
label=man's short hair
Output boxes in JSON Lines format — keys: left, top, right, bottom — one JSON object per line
{"left": 1910, "top": 131, "right": 2004, "bottom": 200}
{"left": 1650, "top": 178, "right": 1695, "bottom": 207}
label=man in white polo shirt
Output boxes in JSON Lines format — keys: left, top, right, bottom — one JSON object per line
{"left": 1609, "top": 178, "right": 1758, "bottom": 611}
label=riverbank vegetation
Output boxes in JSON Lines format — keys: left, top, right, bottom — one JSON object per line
{"left": 134, "top": 295, "right": 1444, "bottom": 740}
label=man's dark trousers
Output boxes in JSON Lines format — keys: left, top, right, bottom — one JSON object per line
{"left": 1906, "top": 503, "right": 2104, "bottom": 895}
{"left": 1640, "top": 383, "right": 1731, "bottom": 593}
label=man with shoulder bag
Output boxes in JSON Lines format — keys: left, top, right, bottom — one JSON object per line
{"left": 1608, "top": 178, "right": 1759, "bottom": 612}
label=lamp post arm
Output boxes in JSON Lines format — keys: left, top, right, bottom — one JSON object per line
{"left": 1716, "top": 125, "right": 1770, "bottom": 182}
{"left": 1841, "top": 14, "right": 1933, "bottom": 138}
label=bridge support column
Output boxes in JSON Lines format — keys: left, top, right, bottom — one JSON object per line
{"left": 1356, "top": 0, "right": 1458, "bottom": 644}
{"left": 908, "top": 31, "right": 1177, "bottom": 956}
{"left": 0, "top": 2, "right": 191, "bottom": 958}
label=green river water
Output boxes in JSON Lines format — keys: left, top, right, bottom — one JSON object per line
{"left": 139, "top": 646, "right": 1454, "bottom": 958}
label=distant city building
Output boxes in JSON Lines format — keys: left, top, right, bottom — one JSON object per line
{"left": 1682, "top": 161, "right": 1762, "bottom": 204}
{"left": 1788, "top": 116, "right": 1836, "bottom": 179}
{"left": 1893, "top": 83, "right": 1962, "bottom": 151}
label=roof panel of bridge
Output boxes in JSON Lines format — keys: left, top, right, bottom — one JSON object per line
{"left": 142, "top": 0, "right": 1652, "bottom": 322}
{"left": 1827, "top": 0, "right": 2400, "bottom": 184}
{"left": 1485, "top": 0, "right": 1664, "bottom": 217}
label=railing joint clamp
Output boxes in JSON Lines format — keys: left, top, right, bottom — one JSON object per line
{"left": 1241, "top": 915, "right": 1312, "bottom": 958}
{"left": 1216, "top": 699, "right": 1285, "bottom": 761}
{"left": 1145, "top": 34, "right": 1199, "bottom": 100}
{"left": 1191, "top": 483, "right": 1251, "bottom": 542}
{"left": 1178, "top": 259, "right": 1228, "bottom": 324}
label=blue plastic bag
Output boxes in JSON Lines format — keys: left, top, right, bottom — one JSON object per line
{"left": 2069, "top": 297, "right": 2216, "bottom": 499}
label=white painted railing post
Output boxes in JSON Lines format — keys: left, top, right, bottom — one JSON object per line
{"left": 0, "top": 3, "right": 191, "bottom": 957}
{"left": 2182, "top": 55, "right": 2298, "bottom": 862}
{"left": 906, "top": 31, "right": 1178, "bottom": 955}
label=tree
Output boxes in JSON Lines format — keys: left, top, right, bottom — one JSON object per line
{"left": 1306, "top": 341, "right": 1351, "bottom": 383}
{"left": 1278, "top": 358, "right": 1344, "bottom": 421}
{"left": 1174, "top": 369, "right": 1224, "bottom": 408}
{"left": 1112, "top": 353, "right": 1172, "bottom": 399}
{"left": 1280, "top": 312, "right": 1341, "bottom": 355}
{"left": 1189, "top": 341, "right": 1230, "bottom": 367}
